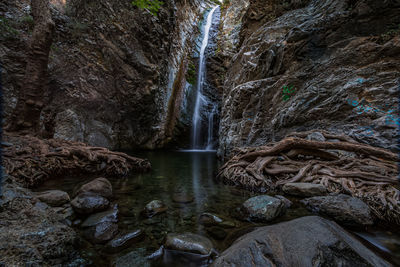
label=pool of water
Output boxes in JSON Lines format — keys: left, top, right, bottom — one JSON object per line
{"left": 35, "top": 151, "right": 400, "bottom": 266}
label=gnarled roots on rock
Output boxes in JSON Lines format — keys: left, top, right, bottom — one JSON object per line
{"left": 3, "top": 133, "right": 151, "bottom": 188}
{"left": 218, "top": 131, "right": 400, "bottom": 224}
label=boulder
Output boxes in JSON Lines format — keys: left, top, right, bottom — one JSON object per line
{"left": 71, "top": 193, "right": 109, "bottom": 214}
{"left": 143, "top": 200, "right": 167, "bottom": 217}
{"left": 212, "top": 216, "right": 389, "bottom": 267}
{"left": 282, "top": 182, "right": 327, "bottom": 197}
{"left": 240, "top": 195, "right": 287, "bottom": 222}
{"left": 301, "top": 194, "right": 374, "bottom": 226}
{"left": 164, "top": 233, "right": 214, "bottom": 255}
{"left": 105, "top": 229, "right": 144, "bottom": 253}
{"left": 74, "top": 177, "right": 113, "bottom": 199}
{"left": 36, "top": 190, "right": 70, "bottom": 207}
{"left": 81, "top": 205, "right": 118, "bottom": 228}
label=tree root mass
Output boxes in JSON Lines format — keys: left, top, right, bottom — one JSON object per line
{"left": 3, "top": 133, "right": 151, "bottom": 188}
{"left": 218, "top": 131, "right": 400, "bottom": 224}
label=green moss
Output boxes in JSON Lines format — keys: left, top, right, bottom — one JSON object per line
{"left": 282, "top": 84, "right": 296, "bottom": 101}
{"left": 379, "top": 23, "right": 400, "bottom": 43}
{"left": 0, "top": 16, "right": 19, "bottom": 39}
{"left": 132, "top": 0, "right": 164, "bottom": 17}
{"left": 186, "top": 62, "right": 197, "bottom": 85}
{"left": 67, "top": 20, "right": 89, "bottom": 39}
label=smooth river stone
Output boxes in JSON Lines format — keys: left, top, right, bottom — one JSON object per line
{"left": 164, "top": 232, "right": 214, "bottom": 255}
{"left": 240, "top": 195, "right": 287, "bottom": 222}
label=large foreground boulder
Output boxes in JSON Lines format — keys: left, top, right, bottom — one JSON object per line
{"left": 212, "top": 216, "right": 389, "bottom": 267}
{"left": 301, "top": 194, "right": 374, "bottom": 226}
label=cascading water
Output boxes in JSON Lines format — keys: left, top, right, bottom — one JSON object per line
{"left": 191, "top": 6, "right": 219, "bottom": 150}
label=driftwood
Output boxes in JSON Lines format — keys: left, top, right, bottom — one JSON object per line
{"left": 3, "top": 133, "right": 151, "bottom": 188}
{"left": 218, "top": 131, "right": 400, "bottom": 224}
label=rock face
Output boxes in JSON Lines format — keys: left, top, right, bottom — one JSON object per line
{"left": 218, "top": 0, "right": 400, "bottom": 157}
{"left": 212, "top": 216, "right": 390, "bottom": 267}
{"left": 71, "top": 193, "right": 110, "bottom": 214}
{"left": 301, "top": 194, "right": 374, "bottom": 226}
{"left": 74, "top": 177, "right": 113, "bottom": 199}
{"left": 164, "top": 233, "right": 214, "bottom": 255}
{"left": 240, "top": 195, "right": 287, "bottom": 222}
{"left": 36, "top": 190, "right": 70, "bottom": 206}
{"left": 1, "top": 0, "right": 209, "bottom": 149}
{"left": 282, "top": 182, "right": 327, "bottom": 197}
{"left": 0, "top": 181, "right": 81, "bottom": 266}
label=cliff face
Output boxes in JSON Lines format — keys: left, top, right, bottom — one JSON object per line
{"left": 218, "top": 0, "right": 400, "bottom": 158}
{"left": 1, "top": 0, "right": 209, "bottom": 149}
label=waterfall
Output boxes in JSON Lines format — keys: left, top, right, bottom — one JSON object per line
{"left": 191, "top": 6, "right": 218, "bottom": 150}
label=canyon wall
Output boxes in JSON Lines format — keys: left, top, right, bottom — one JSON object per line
{"left": 218, "top": 0, "right": 400, "bottom": 158}
{"left": 1, "top": 0, "right": 212, "bottom": 149}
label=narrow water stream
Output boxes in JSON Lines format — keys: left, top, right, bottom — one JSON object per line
{"left": 35, "top": 151, "right": 400, "bottom": 266}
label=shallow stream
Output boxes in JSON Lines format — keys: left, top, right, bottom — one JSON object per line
{"left": 36, "top": 151, "right": 400, "bottom": 266}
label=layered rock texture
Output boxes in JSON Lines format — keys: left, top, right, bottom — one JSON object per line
{"left": 218, "top": 0, "right": 400, "bottom": 157}
{"left": 1, "top": 0, "right": 211, "bottom": 149}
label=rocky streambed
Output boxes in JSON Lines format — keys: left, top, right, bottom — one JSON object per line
{"left": 7, "top": 150, "right": 395, "bottom": 266}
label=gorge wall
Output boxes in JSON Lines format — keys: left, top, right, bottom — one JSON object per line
{"left": 1, "top": 0, "right": 213, "bottom": 149}
{"left": 218, "top": 0, "right": 400, "bottom": 158}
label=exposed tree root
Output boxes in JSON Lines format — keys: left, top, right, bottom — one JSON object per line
{"left": 2, "top": 133, "right": 151, "bottom": 188}
{"left": 218, "top": 130, "right": 400, "bottom": 224}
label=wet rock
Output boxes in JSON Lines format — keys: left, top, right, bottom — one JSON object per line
{"left": 74, "top": 177, "right": 113, "bottom": 199}
{"left": 275, "top": 195, "right": 292, "bottom": 208}
{"left": 206, "top": 226, "right": 228, "bottom": 240}
{"left": 165, "top": 233, "right": 214, "bottom": 255}
{"left": 71, "top": 193, "right": 110, "bottom": 214}
{"left": 212, "top": 216, "right": 389, "bottom": 267}
{"left": 36, "top": 190, "right": 70, "bottom": 207}
{"left": 143, "top": 200, "right": 167, "bottom": 217}
{"left": 301, "top": 194, "right": 374, "bottom": 226}
{"left": 105, "top": 229, "right": 144, "bottom": 253}
{"left": 282, "top": 182, "right": 327, "bottom": 197}
{"left": 113, "top": 248, "right": 150, "bottom": 267}
{"left": 84, "top": 221, "right": 118, "bottom": 244}
{"left": 81, "top": 205, "right": 118, "bottom": 228}
{"left": 172, "top": 192, "right": 194, "bottom": 204}
{"left": 198, "top": 213, "right": 235, "bottom": 228}
{"left": 240, "top": 195, "right": 287, "bottom": 222}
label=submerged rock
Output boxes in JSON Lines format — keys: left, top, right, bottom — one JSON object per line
{"left": 240, "top": 195, "right": 287, "bottom": 222}
{"left": 113, "top": 248, "right": 150, "bottom": 267}
{"left": 212, "top": 216, "right": 389, "bottom": 266}
{"left": 143, "top": 200, "right": 167, "bottom": 217}
{"left": 74, "top": 177, "right": 113, "bottom": 199}
{"left": 164, "top": 233, "right": 214, "bottom": 255}
{"left": 172, "top": 192, "right": 194, "bottom": 204}
{"left": 301, "top": 194, "right": 374, "bottom": 226}
{"left": 206, "top": 226, "right": 228, "bottom": 240}
{"left": 71, "top": 193, "right": 110, "bottom": 214}
{"left": 198, "top": 212, "right": 235, "bottom": 228}
{"left": 105, "top": 229, "right": 144, "bottom": 253}
{"left": 36, "top": 190, "right": 70, "bottom": 207}
{"left": 81, "top": 205, "right": 119, "bottom": 228}
{"left": 84, "top": 221, "right": 118, "bottom": 244}
{"left": 282, "top": 182, "right": 327, "bottom": 197}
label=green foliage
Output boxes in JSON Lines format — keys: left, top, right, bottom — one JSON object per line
{"left": 132, "top": 0, "right": 164, "bottom": 17}
{"left": 186, "top": 62, "right": 197, "bottom": 85}
{"left": 67, "top": 20, "right": 88, "bottom": 38}
{"left": 19, "top": 15, "right": 34, "bottom": 32}
{"left": 209, "top": 0, "right": 222, "bottom": 6}
{"left": 0, "top": 16, "right": 19, "bottom": 39}
{"left": 282, "top": 84, "right": 296, "bottom": 101}
{"left": 380, "top": 23, "right": 400, "bottom": 43}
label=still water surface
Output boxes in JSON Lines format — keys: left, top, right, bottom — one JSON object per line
{"left": 37, "top": 151, "right": 400, "bottom": 266}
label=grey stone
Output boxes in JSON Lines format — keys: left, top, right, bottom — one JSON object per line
{"left": 282, "top": 182, "right": 327, "bottom": 197}
{"left": 105, "top": 229, "right": 144, "bottom": 252}
{"left": 143, "top": 200, "right": 167, "bottom": 217}
{"left": 74, "top": 177, "right": 112, "bottom": 199}
{"left": 212, "top": 216, "right": 389, "bottom": 267}
{"left": 164, "top": 233, "right": 214, "bottom": 255}
{"left": 113, "top": 248, "right": 150, "bottom": 267}
{"left": 71, "top": 193, "right": 109, "bottom": 214}
{"left": 81, "top": 205, "right": 118, "bottom": 228}
{"left": 301, "top": 194, "right": 374, "bottom": 226}
{"left": 240, "top": 195, "right": 287, "bottom": 222}
{"left": 36, "top": 190, "right": 70, "bottom": 207}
